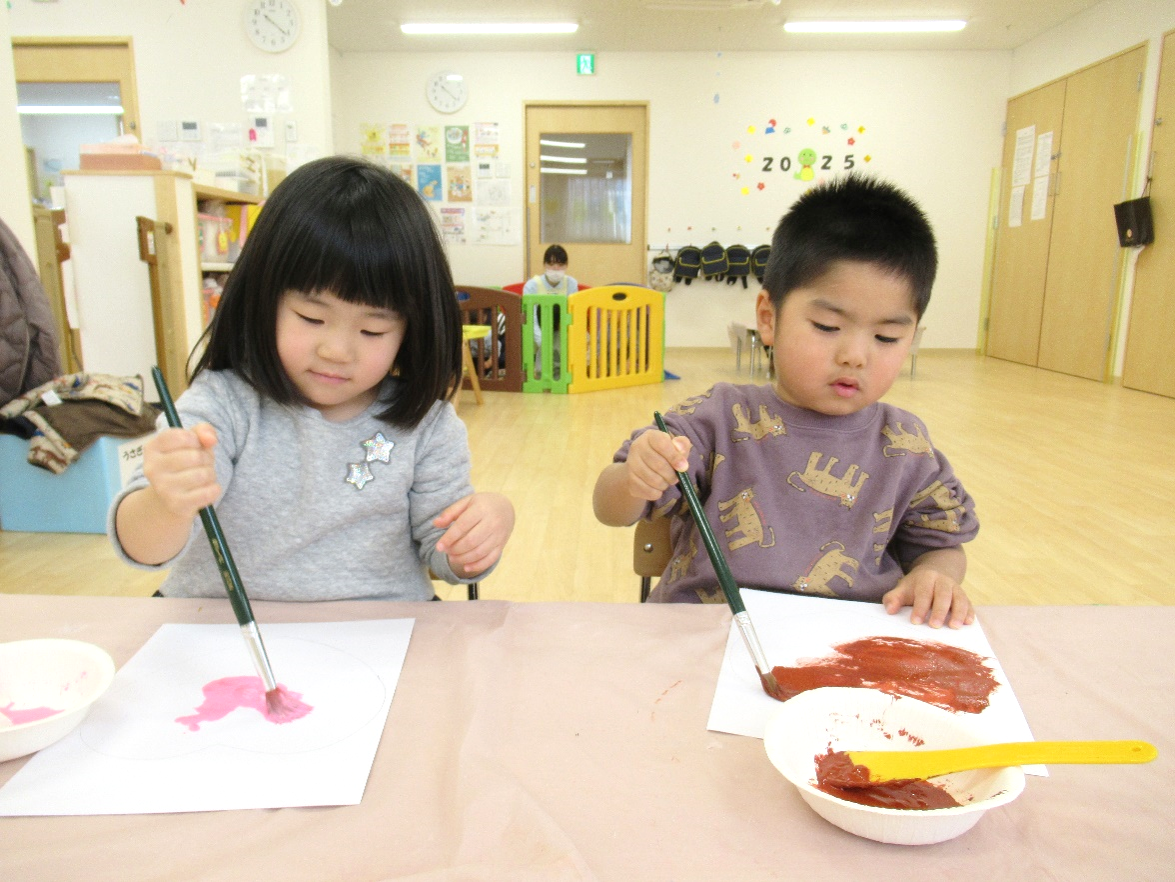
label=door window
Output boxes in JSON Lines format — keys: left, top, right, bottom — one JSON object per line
{"left": 539, "top": 132, "right": 631, "bottom": 244}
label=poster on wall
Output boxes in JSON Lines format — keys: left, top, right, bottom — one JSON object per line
{"left": 388, "top": 124, "right": 412, "bottom": 159}
{"left": 440, "top": 207, "right": 466, "bottom": 244}
{"left": 477, "top": 179, "right": 511, "bottom": 207}
{"left": 473, "top": 122, "right": 500, "bottom": 159}
{"left": 447, "top": 165, "right": 473, "bottom": 202}
{"left": 414, "top": 126, "right": 442, "bottom": 162}
{"left": 445, "top": 126, "right": 470, "bottom": 162}
{"left": 416, "top": 164, "right": 442, "bottom": 201}
{"left": 473, "top": 207, "right": 518, "bottom": 245}
{"left": 389, "top": 163, "right": 413, "bottom": 184}
{"left": 731, "top": 116, "right": 874, "bottom": 198}
{"left": 359, "top": 124, "right": 386, "bottom": 157}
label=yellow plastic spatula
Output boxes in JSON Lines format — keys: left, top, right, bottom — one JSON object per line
{"left": 828, "top": 740, "right": 1157, "bottom": 786}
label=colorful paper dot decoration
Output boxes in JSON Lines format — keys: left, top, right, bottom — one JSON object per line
{"left": 848, "top": 138, "right": 855, "bottom": 146}
{"left": 864, "top": 155, "right": 872, "bottom": 162}
{"left": 822, "top": 126, "right": 830, "bottom": 134}
{"left": 714, "top": 93, "right": 721, "bottom": 103}
{"left": 733, "top": 141, "right": 740, "bottom": 150}
{"left": 745, "top": 154, "right": 753, "bottom": 163}
{"left": 765, "top": 125, "right": 775, "bottom": 134}
{"left": 748, "top": 125, "right": 756, "bottom": 134}
{"left": 757, "top": 182, "right": 766, "bottom": 191}
{"left": 807, "top": 118, "right": 815, "bottom": 126}
{"left": 841, "top": 123, "right": 848, "bottom": 130}
{"left": 859, "top": 126, "right": 866, "bottom": 133}
{"left": 733, "top": 172, "right": 741, "bottom": 179}
{"left": 783, "top": 127, "right": 791, "bottom": 134}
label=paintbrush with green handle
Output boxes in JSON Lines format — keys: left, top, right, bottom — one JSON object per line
{"left": 653, "top": 412, "right": 785, "bottom": 700}
{"left": 151, "top": 366, "right": 288, "bottom": 716}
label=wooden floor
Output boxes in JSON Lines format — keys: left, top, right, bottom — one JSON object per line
{"left": 3, "top": 348, "right": 1173, "bottom": 607}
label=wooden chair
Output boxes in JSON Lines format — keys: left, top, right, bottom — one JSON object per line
{"left": 633, "top": 516, "right": 673, "bottom": 602}
{"left": 454, "top": 285, "right": 524, "bottom": 393}
{"left": 429, "top": 572, "right": 479, "bottom": 600}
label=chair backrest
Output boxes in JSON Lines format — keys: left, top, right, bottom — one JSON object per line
{"left": 633, "top": 516, "right": 673, "bottom": 602}
{"left": 454, "top": 285, "right": 523, "bottom": 393}
{"left": 566, "top": 285, "right": 665, "bottom": 394}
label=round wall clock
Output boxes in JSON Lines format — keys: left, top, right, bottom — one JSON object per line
{"left": 245, "top": 0, "right": 301, "bottom": 53}
{"left": 426, "top": 71, "right": 468, "bottom": 114}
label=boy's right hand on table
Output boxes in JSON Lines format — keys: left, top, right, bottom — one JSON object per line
{"left": 624, "top": 430, "right": 693, "bottom": 501}
{"left": 141, "top": 424, "right": 221, "bottom": 520}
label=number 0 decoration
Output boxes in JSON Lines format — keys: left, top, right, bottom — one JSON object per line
{"left": 733, "top": 117, "right": 872, "bottom": 196}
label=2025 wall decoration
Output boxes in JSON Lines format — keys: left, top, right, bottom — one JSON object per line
{"left": 733, "top": 116, "right": 872, "bottom": 196}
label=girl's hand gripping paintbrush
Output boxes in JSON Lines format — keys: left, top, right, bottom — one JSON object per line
{"left": 653, "top": 412, "right": 785, "bottom": 701}
{"left": 150, "top": 367, "right": 289, "bottom": 716}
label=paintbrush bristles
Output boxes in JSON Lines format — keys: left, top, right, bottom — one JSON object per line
{"left": 264, "top": 686, "right": 296, "bottom": 720}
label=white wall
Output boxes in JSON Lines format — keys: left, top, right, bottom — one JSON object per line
{"left": 8, "top": 0, "right": 333, "bottom": 176}
{"left": 0, "top": 6, "right": 35, "bottom": 258}
{"left": 332, "top": 50, "right": 1011, "bottom": 349}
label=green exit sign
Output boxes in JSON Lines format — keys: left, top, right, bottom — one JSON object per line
{"left": 576, "top": 53, "right": 596, "bottom": 75}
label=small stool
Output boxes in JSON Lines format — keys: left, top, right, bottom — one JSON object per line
{"left": 461, "top": 324, "right": 490, "bottom": 405}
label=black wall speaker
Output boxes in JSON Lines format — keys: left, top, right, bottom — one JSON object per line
{"left": 1113, "top": 197, "right": 1154, "bottom": 247}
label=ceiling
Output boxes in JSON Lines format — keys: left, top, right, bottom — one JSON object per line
{"left": 325, "top": 0, "right": 1105, "bottom": 54}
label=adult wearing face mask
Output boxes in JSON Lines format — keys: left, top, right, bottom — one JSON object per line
{"left": 522, "top": 244, "right": 578, "bottom": 349}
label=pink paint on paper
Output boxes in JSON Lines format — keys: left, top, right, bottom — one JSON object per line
{"left": 175, "top": 676, "right": 312, "bottom": 732}
{"left": 1, "top": 702, "right": 63, "bottom": 725}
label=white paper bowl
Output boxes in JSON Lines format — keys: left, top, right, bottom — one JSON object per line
{"left": 764, "top": 687, "right": 1025, "bottom": 845}
{"left": 0, "top": 639, "right": 115, "bottom": 763}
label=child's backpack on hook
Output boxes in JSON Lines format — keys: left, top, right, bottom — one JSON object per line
{"left": 751, "top": 244, "right": 771, "bottom": 284}
{"left": 649, "top": 250, "right": 675, "bottom": 292}
{"left": 724, "top": 244, "right": 751, "bottom": 288}
{"left": 674, "top": 245, "right": 702, "bottom": 285}
{"left": 700, "top": 241, "right": 728, "bottom": 281}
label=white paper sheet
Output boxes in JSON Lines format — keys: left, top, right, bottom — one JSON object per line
{"left": 706, "top": 591, "right": 1044, "bottom": 775}
{"left": 0, "top": 619, "right": 414, "bottom": 816}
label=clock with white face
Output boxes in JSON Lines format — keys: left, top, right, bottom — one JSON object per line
{"left": 245, "top": 0, "right": 301, "bottom": 53}
{"left": 427, "top": 71, "right": 468, "bottom": 114}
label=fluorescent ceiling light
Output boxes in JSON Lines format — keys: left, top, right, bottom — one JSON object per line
{"left": 539, "top": 139, "right": 586, "bottom": 149}
{"left": 540, "top": 167, "right": 588, "bottom": 175}
{"left": 401, "top": 22, "right": 578, "bottom": 35}
{"left": 539, "top": 154, "right": 587, "bottom": 164}
{"left": 784, "top": 20, "right": 966, "bottom": 34}
{"left": 18, "top": 105, "right": 125, "bottom": 115}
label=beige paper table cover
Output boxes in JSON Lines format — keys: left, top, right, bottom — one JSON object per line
{"left": 1, "top": 595, "right": 1171, "bottom": 881}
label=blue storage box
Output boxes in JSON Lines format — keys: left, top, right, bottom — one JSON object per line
{"left": 0, "top": 433, "right": 149, "bottom": 534}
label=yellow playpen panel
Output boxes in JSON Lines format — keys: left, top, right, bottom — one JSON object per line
{"left": 567, "top": 286, "right": 665, "bottom": 394}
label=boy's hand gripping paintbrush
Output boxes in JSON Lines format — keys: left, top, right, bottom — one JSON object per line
{"left": 653, "top": 412, "right": 785, "bottom": 701}
{"left": 151, "top": 367, "right": 289, "bottom": 716}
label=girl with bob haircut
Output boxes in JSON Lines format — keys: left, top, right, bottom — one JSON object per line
{"left": 110, "top": 155, "right": 514, "bottom": 601}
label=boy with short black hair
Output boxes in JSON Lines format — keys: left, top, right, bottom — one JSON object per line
{"left": 593, "top": 175, "right": 977, "bottom": 628}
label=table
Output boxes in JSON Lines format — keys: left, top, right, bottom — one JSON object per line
{"left": 2, "top": 595, "right": 1171, "bottom": 881}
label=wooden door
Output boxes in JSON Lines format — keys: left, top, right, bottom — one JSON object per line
{"left": 524, "top": 103, "right": 648, "bottom": 287}
{"left": 1123, "top": 31, "right": 1175, "bottom": 398}
{"left": 11, "top": 38, "right": 141, "bottom": 139}
{"left": 1037, "top": 45, "right": 1147, "bottom": 380}
{"left": 987, "top": 80, "right": 1066, "bottom": 366}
